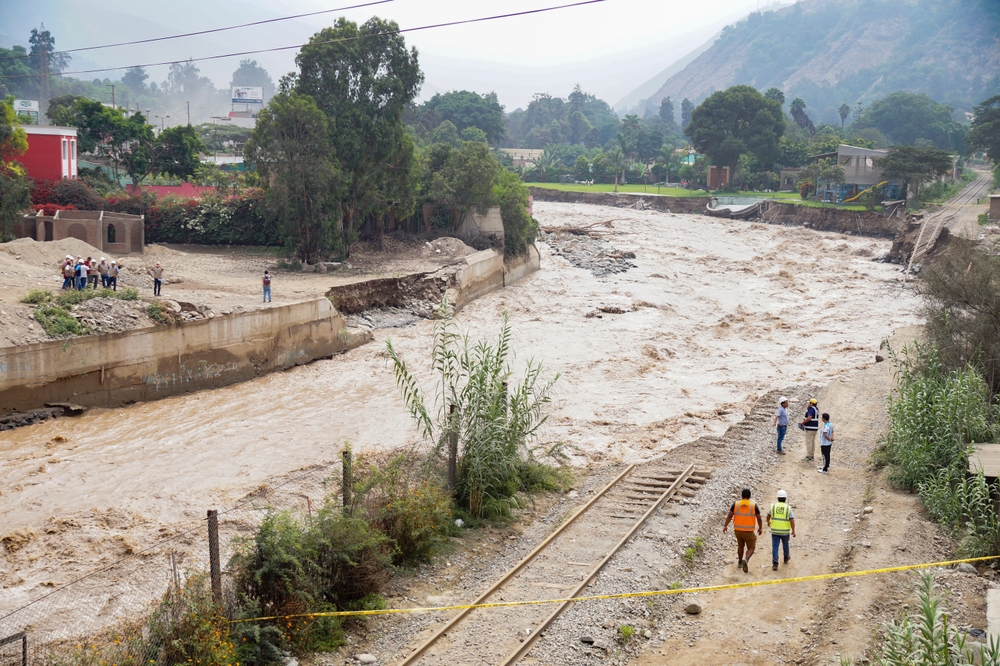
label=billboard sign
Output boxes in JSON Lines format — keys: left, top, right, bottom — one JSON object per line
{"left": 231, "top": 86, "right": 264, "bottom": 105}
{"left": 14, "top": 99, "right": 40, "bottom": 124}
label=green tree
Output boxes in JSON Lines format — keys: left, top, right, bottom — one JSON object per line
{"left": 798, "top": 158, "right": 845, "bottom": 198}
{"left": 154, "top": 125, "right": 205, "bottom": 180}
{"left": 122, "top": 66, "right": 149, "bottom": 95}
{"left": 165, "top": 60, "right": 216, "bottom": 97}
{"left": 659, "top": 96, "right": 675, "bottom": 123}
{"left": 419, "top": 90, "right": 505, "bottom": 145}
{"left": 608, "top": 146, "right": 625, "bottom": 192}
{"left": 295, "top": 16, "right": 422, "bottom": 253}
{"left": 764, "top": 87, "right": 785, "bottom": 105}
{"left": 492, "top": 169, "right": 539, "bottom": 257}
{"left": 247, "top": 92, "right": 341, "bottom": 263}
{"left": 460, "top": 126, "right": 488, "bottom": 144}
{"left": 572, "top": 155, "right": 591, "bottom": 181}
{"left": 966, "top": 95, "right": 1000, "bottom": 164}
{"left": 877, "top": 144, "right": 954, "bottom": 201}
{"left": 621, "top": 114, "right": 640, "bottom": 160}
{"left": 430, "top": 120, "right": 461, "bottom": 147}
{"left": 425, "top": 141, "right": 500, "bottom": 218}
{"left": 29, "top": 25, "right": 71, "bottom": 74}
{"left": 789, "top": 97, "right": 816, "bottom": 135}
{"left": 686, "top": 85, "right": 786, "bottom": 178}
{"left": 855, "top": 92, "right": 967, "bottom": 151}
{"left": 0, "top": 99, "right": 31, "bottom": 240}
{"left": 680, "top": 98, "right": 694, "bottom": 129}
{"left": 838, "top": 103, "right": 851, "bottom": 129}
{"left": 230, "top": 59, "right": 275, "bottom": 100}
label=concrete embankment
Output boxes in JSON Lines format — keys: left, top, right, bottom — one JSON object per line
{"left": 529, "top": 187, "right": 910, "bottom": 240}
{"left": 0, "top": 298, "right": 370, "bottom": 416}
{"left": 327, "top": 246, "right": 540, "bottom": 314}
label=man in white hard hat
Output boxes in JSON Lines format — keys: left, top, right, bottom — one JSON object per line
{"left": 772, "top": 396, "right": 790, "bottom": 455}
{"left": 766, "top": 490, "right": 796, "bottom": 571}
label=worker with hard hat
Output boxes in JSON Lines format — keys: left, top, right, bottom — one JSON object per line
{"left": 773, "top": 396, "right": 790, "bottom": 455}
{"left": 767, "top": 489, "right": 796, "bottom": 571}
{"left": 798, "top": 397, "right": 820, "bottom": 461}
{"left": 723, "top": 488, "right": 763, "bottom": 573}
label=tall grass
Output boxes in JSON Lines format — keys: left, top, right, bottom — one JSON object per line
{"left": 387, "top": 299, "right": 564, "bottom": 519}
{"left": 843, "top": 573, "right": 1000, "bottom": 666}
{"left": 876, "top": 342, "right": 1000, "bottom": 556}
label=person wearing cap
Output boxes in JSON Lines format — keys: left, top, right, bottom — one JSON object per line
{"left": 108, "top": 261, "right": 119, "bottom": 291}
{"left": 772, "top": 396, "right": 790, "bottom": 455}
{"left": 767, "top": 490, "right": 796, "bottom": 571}
{"left": 799, "top": 398, "right": 820, "bottom": 461}
{"left": 723, "top": 488, "right": 763, "bottom": 573}
{"left": 98, "top": 258, "right": 110, "bottom": 288}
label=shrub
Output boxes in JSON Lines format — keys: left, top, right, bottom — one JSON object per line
{"left": 30, "top": 179, "right": 103, "bottom": 210}
{"left": 20, "top": 288, "right": 53, "bottom": 304}
{"left": 350, "top": 453, "right": 453, "bottom": 564}
{"left": 843, "top": 573, "right": 1000, "bottom": 665}
{"left": 493, "top": 169, "right": 539, "bottom": 257}
{"left": 146, "top": 574, "right": 238, "bottom": 666}
{"left": 387, "top": 300, "right": 560, "bottom": 520}
{"left": 34, "top": 304, "right": 89, "bottom": 337}
{"left": 146, "top": 302, "right": 172, "bottom": 325}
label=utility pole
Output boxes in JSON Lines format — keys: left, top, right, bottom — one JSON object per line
{"left": 186, "top": 101, "right": 190, "bottom": 126}
{"left": 106, "top": 84, "right": 115, "bottom": 109}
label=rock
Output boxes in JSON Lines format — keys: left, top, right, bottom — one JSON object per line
{"left": 355, "top": 655, "right": 377, "bottom": 664}
{"left": 602, "top": 620, "right": 615, "bottom": 629}
{"left": 301, "top": 263, "right": 316, "bottom": 273}
{"left": 956, "top": 563, "right": 979, "bottom": 575}
{"left": 282, "top": 659, "right": 298, "bottom": 666}
{"left": 162, "top": 300, "right": 182, "bottom": 313}
{"left": 580, "top": 636, "right": 595, "bottom": 645}
{"left": 875, "top": 354, "right": 885, "bottom": 363}
{"left": 684, "top": 603, "right": 702, "bottom": 615}
{"left": 321, "top": 262, "right": 342, "bottom": 271}
{"left": 863, "top": 506, "right": 874, "bottom": 515}
{"left": 643, "top": 629, "right": 653, "bottom": 639}
{"left": 315, "top": 262, "right": 328, "bottom": 273}
{"left": 454, "top": 518, "right": 464, "bottom": 528}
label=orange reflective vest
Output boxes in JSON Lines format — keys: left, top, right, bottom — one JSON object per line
{"left": 733, "top": 499, "right": 758, "bottom": 532}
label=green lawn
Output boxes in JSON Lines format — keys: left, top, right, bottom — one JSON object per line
{"left": 526, "top": 182, "right": 870, "bottom": 210}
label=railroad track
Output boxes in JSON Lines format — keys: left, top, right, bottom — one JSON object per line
{"left": 398, "top": 462, "right": 712, "bottom": 665}
{"left": 905, "top": 170, "right": 992, "bottom": 278}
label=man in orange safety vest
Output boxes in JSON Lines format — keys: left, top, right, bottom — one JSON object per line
{"left": 723, "top": 488, "right": 763, "bottom": 573}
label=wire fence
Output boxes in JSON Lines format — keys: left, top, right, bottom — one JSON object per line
{"left": 0, "top": 455, "right": 355, "bottom": 665}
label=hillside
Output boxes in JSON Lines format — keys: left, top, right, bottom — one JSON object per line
{"left": 631, "top": 0, "right": 1000, "bottom": 124}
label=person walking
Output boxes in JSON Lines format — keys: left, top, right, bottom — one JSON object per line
{"left": 773, "top": 396, "right": 790, "bottom": 455}
{"left": 108, "top": 261, "right": 119, "bottom": 291}
{"left": 148, "top": 263, "right": 164, "bottom": 296}
{"left": 262, "top": 270, "right": 272, "bottom": 303}
{"left": 767, "top": 490, "right": 796, "bottom": 570}
{"left": 98, "top": 258, "right": 110, "bottom": 288}
{"left": 799, "top": 398, "right": 820, "bottom": 462}
{"left": 818, "top": 413, "right": 834, "bottom": 474}
{"left": 723, "top": 488, "right": 763, "bottom": 573}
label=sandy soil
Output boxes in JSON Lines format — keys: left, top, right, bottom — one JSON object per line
{"left": 0, "top": 203, "right": 923, "bottom": 642}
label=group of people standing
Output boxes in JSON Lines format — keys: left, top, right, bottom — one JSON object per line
{"left": 772, "top": 396, "right": 835, "bottom": 473}
{"left": 60, "top": 255, "right": 119, "bottom": 291}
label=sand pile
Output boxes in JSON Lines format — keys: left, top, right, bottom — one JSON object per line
{"left": 421, "top": 237, "right": 476, "bottom": 260}
{"left": 0, "top": 237, "right": 118, "bottom": 267}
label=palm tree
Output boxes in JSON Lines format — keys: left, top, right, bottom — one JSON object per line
{"left": 656, "top": 145, "right": 675, "bottom": 185}
{"left": 838, "top": 103, "right": 851, "bottom": 129}
{"left": 609, "top": 146, "right": 625, "bottom": 192}
{"left": 536, "top": 150, "right": 558, "bottom": 182}
{"left": 622, "top": 114, "right": 640, "bottom": 161}
{"left": 789, "top": 97, "right": 816, "bottom": 135}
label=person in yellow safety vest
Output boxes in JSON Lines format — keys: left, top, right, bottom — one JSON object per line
{"left": 767, "top": 489, "right": 797, "bottom": 571}
{"left": 723, "top": 488, "right": 763, "bottom": 573}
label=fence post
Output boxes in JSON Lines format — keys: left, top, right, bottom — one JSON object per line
{"left": 447, "top": 404, "right": 458, "bottom": 490}
{"left": 207, "top": 509, "right": 222, "bottom": 605}
{"left": 342, "top": 445, "right": 353, "bottom": 515}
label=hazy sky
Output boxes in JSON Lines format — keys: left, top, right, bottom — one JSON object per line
{"left": 2, "top": 0, "right": 776, "bottom": 109}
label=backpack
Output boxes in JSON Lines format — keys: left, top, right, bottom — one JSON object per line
{"left": 263, "top": 274, "right": 271, "bottom": 286}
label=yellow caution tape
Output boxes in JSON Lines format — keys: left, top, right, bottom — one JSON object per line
{"left": 229, "top": 555, "right": 999, "bottom": 623}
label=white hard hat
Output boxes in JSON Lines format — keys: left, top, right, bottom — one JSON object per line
{"left": 779, "top": 396, "right": 788, "bottom": 403}
{"left": 777, "top": 490, "right": 788, "bottom": 499}
{"left": 110, "top": 260, "right": 116, "bottom": 264}
{"left": 100, "top": 257, "right": 105, "bottom": 261}
{"left": 66, "top": 254, "right": 73, "bottom": 259}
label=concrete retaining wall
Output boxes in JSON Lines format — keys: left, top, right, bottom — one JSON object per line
{"left": 0, "top": 298, "right": 370, "bottom": 415}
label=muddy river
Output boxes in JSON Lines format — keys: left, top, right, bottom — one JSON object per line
{"left": 0, "top": 202, "right": 920, "bottom": 615}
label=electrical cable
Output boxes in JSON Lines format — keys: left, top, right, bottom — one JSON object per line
{"left": 0, "top": 0, "right": 394, "bottom": 63}
{"left": 0, "top": 0, "right": 610, "bottom": 80}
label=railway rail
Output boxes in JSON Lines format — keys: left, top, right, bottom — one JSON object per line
{"left": 904, "top": 170, "right": 992, "bottom": 278}
{"left": 397, "top": 461, "right": 712, "bottom": 665}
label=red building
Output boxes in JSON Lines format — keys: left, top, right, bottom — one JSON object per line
{"left": 14, "top": 126, "right": 78, "bottom": 181}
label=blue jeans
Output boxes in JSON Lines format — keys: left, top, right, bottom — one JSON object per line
{"left": 62, "top": 276, "right": 73, "bottom": 290}
{"left": 101, "top": 275, "right": 109, "bottom": 288}
{"left": 76, "top": 276, "right": 86, "bottom": 290}
{"left": 772, "top": 533, "right": 790, "bottom": 563}
{"left": 109, "top": 277, "right": 117, "bottom": 291}
{"left": 776, "top": 425, "right": 787, "bottom": 451}
{"left": 263, "top": 285, "right": 271, "bottom": 302}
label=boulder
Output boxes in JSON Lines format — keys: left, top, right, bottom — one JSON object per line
{"left": 355, "top": 655, "right": 377, "bottom": 664}
{"left": 956, "top": 562, "right": 979, "bottom": 575}
{"left": 301, "top": 263, "right": 316, "bottom": 273}
{"left": 684, "top": 603, "right": 702, "bottom": 615}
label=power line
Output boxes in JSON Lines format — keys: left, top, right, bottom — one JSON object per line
{"left": 0, "top": 0, "right": 610, "bottom": 80}
{"left": 0, "top": 0, "right": 394, "bottom": 63}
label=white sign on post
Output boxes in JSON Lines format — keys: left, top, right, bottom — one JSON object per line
{"left": 14, "top": 99, "right": 40, "bottom": 124}
{"left": 231, "top": 87, "right": 264, "bottom": 105}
